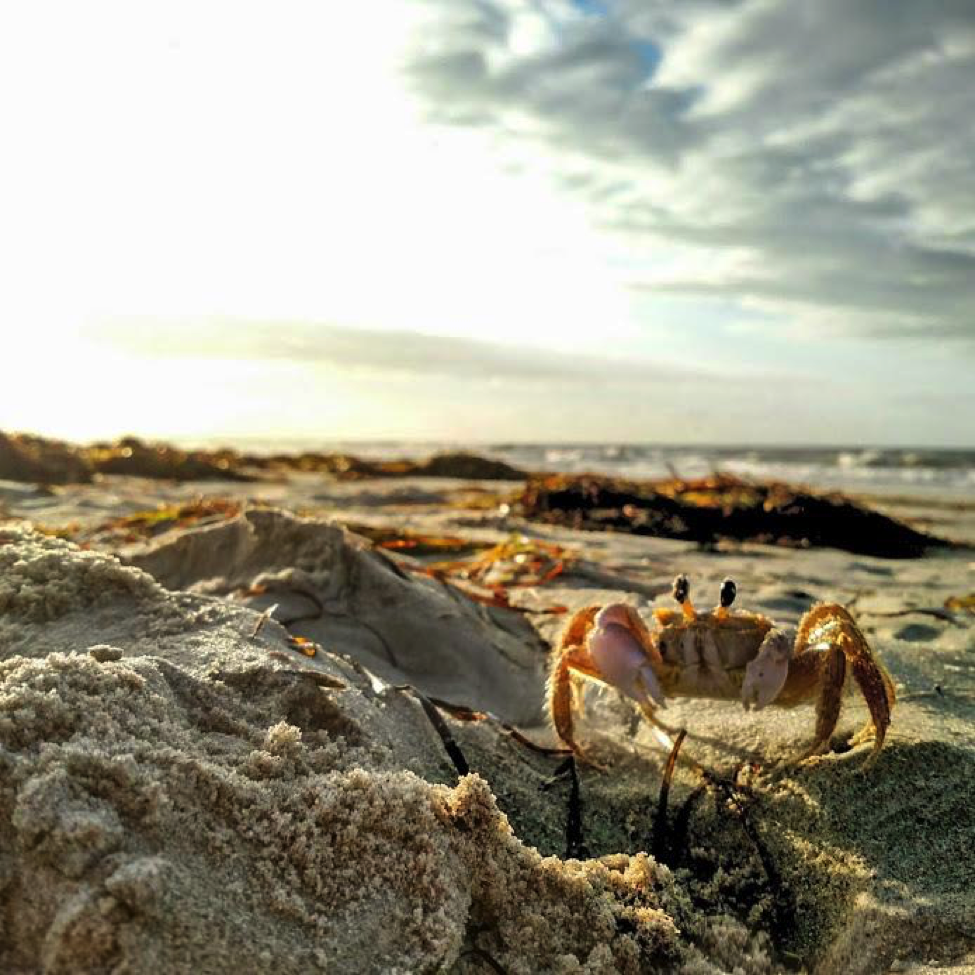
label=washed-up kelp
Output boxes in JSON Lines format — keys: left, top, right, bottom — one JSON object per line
{"left": 84, "top": 438, "right": 257, "bottom": 481}
{"left": 0, "top": 430, "right": 526, "bottom": 484}
{"left": 342, "top": 524, "right": 489, "bottom": 558}
{"left": 25, "top": 498, "right": 248, "bottom": 549}
{"left": 251, "top": 449, "right": 526, "bottom": 481}
{"left": 421, "top": 534, "right": 573, "bottom": 610}
{"left": 518, "top": 473, "right": 952, "bottom": 558}
{"left": 0, "top": 431, "right": 93, "bottom": 484}
{"left": 0, "top": 433, "right": 254, "bottom": 484}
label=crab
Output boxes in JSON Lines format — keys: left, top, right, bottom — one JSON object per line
{"left": 547, "top": 575, "right": 896, "bottom": 765}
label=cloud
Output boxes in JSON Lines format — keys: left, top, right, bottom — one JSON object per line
{"left": 404, "top": 0, "right": 975, "bottom": 345}
{"left": 83, "top": 319, "right": 858, "bottom": 444}
{"left": 88, "top": 320, "right": 735, "bottom": 386}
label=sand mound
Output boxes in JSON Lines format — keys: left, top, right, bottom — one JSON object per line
{"left": 0, "top": 525, "right": 784, "bottom": 973}
{"left": 0, "top": 650, "right": 695, "bottom": 973}
{"left": 1, "top": 530, "right": 164, "bottom": 623}
{"left": 123, "top": 508, "right": 546, "bottom": 723}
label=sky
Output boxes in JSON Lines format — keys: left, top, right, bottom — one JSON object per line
{"left": 1, "top": 0, "right": 974, "bottom": 446}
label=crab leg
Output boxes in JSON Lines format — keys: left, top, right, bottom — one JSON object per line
{"left": 801, "top": 646, "right": 847, "bottom": 758}
{"left": 796, "top": 603, "right": 896, "bottom": 760}
{"left": 637, "top": 702, "right": 683, "bottom": 747}
{"left": 846, "top": 640, "right": 895, "bottom": 756}
{"left": 547, "top": 644, "right": 601, "bottom": 757}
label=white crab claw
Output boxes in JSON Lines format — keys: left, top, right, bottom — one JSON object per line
{"left": 635, "top": 664, "right": 666, "bottom": 709}
{"left": 594, "top": 604, "right": 638, "bottom": 630}
{"left": 741, "top": 630, "right": 792, "bottom": 710}
{"left": 589, "top": 612, "right": 666, "bottom": 708}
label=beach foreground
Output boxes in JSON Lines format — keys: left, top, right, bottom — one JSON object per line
{"left": 0, "top": 470, "right": 973, "bottom": 973}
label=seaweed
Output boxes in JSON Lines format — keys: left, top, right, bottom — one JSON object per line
{"left": 343, "top": 524, "right": 489, "bottom": 558}
{"left": 0, "top": 431, "right": 92, "bottom": 484}
{"left": 944, "top": 593, "right": 975, "bottom": 613}
{"left": 420, "top": 534, "right": 572, "bottom": 612}
{"left": 518, "top": 472, "right": 952, "bottom": 558}
{"left": 1, "top": 429, "right": 529, "bottom": 485}
{"left": 245, "top": 449, "right": 526, "bottom": 481}
{"left": 84, "top": 437, "right": 256, "bottom": 481}
{"left": 89, "top": 498, "right": 243, "bottom": 544}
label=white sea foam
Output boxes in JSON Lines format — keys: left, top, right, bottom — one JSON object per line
{"left": 185, "top": 436, "right": 975, "bottom": 498}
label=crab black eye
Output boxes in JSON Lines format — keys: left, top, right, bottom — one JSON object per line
{"left": 673, "top": 574, "right": 690, "bottom": 604}
{"left": 720, "top": 578, "right": 737, "bottom": 608}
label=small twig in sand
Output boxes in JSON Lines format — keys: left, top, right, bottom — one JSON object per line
{"left": 395, "top": 685, "right": 470, "bottom": 777}
{"left": 652, "top": 728, "right": 687, "bottom": 861}
{"left": 427, "top": 697, "right": 571, "bottom": 759}
{"left": 249, "top": 603, "right": 280, "bottom": 638}
{"left": 668, "top": 784, "right": 708, "bottom": 867}
{"left": 701, "top": 764, "right": 797, "bottom": 939}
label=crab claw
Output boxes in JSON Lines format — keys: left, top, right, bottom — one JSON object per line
{"left": 590, "top": 606, "right": 666, "bottom": 708}
{"left": 741, "top": 630, "right": 792, "bottom": 710}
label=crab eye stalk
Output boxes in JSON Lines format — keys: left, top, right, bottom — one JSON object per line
{"left": 672, "top": 574, "right": 696, "bottom": 619}
{"left": 673, "top": 574, "right": 690, "bottom": 605}
{"left": 720, "top": 578, "right": 737, "bottom": 609}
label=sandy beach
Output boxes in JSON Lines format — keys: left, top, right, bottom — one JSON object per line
{"left": 1, "top": 453, "right": 973, "bottom": 973}
{"left": 6, "top": 0, "right": 975, "bottom": 968}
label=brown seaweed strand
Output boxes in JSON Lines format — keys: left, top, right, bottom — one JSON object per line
{"left": 395, "top": 685, "right": 470, "bottom": 777}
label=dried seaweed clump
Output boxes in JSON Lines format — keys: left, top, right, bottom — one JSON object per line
{"left": 254, "top": 449, "right": 527, "bottom": 481}
{"left": 0, "top": 431, "right": 92, "bottom": 484}
{"left": 518, "top": 473, "right": 948, "bottom": 558}
{"left": 82, "top": 437, "right": 255, "bottom": 482}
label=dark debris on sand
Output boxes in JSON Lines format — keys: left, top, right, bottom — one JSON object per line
{"left": 0, "top": 433, "right": 253, "bottom": 483}
{"left": 0, "top": 431, "right": 94, "bottom": 484}
{"left": 248, "top": 449, "right": 526, "bottom": 481}
{"left": 0, "top": 431, "right": 525, "bottom": 485}
{"left": 517, "top": 472, "right": 952, "bottom": 559}
{"left": 85, "top": 437, "right": 257, "bottom": 481}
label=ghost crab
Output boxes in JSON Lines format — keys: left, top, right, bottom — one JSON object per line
{"left": 548, "top": 575, "right": 896, "bottom": 766}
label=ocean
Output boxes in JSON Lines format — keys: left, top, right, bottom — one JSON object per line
{"left": 487, "top": 444, "right": 975, "bottom": 498}
{"left": 206, "top": 438, "right": 975, "bottom": 499}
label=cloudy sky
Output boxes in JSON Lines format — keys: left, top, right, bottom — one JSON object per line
{"left": 2, "top": 0, "right": 973, "bottom": 445}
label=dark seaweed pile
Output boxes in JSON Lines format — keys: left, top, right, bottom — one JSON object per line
{"left": 518, "top": 473, "right": 951, "bottom": 558}
{"left": 0, "top": 431, "right": 525, "bottom": 484}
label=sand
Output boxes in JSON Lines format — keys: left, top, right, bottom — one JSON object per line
{"left": 0, "top": 473, "right": 973, "bottom": 973}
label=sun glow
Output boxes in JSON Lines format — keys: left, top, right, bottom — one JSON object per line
{"left": 0, "top": 1, "right": 642, "bottom": 442}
